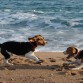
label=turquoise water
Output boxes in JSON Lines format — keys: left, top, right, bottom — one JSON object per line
{"left": 0, "top": 0, "right": 83, "bottom": 51}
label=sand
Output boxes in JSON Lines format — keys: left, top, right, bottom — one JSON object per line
{"left": 0, "top": 52, "right": 82, "bottom": 83}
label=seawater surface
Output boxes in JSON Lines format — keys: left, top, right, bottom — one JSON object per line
{"left": 0, "top": 0, "right": 83, "bottom": 51}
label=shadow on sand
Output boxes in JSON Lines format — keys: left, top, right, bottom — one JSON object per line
{"left": 0, "top": 64, "right": 62, "bottom": 70}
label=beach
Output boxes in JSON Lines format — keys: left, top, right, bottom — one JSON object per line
{"left": 0, "top": 0, "right": 83, "bottom": 83}
{"left": 0, "top": 52, "right": 82, "bottom": 83}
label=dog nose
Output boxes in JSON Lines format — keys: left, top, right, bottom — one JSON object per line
{"left": 63, "top": 51, "right": 67, "bottom": 55}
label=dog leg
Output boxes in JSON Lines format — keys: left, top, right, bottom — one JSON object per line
{"left": 64, "top": 61, "right": 76, "bottom": 65}
{"left": 25, "top": 51, "right": 42, "bottom": 64}
{"left": 1, "top": 49, "right": 13, "bottom": 65}
{"left": 72, "top": 63, "right": 83, "bottom": 70}
{"left": 3, "top": 58, "right": 13, "bottom": 66}
{"left": 64, "top": 59, "right": 81, "bottom": 65}
{"left": 75, "top": 59, "right": 81, "bottom": 65}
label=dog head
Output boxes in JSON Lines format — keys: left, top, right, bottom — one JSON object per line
{"left": 63, "top": 47, "right": 78, "bottom": 55}
{"left": 28, "top": 35, "right": 47, "bottom": 46}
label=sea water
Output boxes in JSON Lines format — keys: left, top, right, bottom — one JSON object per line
{"left": 0, "top": 0, "right": 83, "bottom": 52}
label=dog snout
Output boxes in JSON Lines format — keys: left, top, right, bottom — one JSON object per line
{"left": 40, "top": 41, "right": 46, "bottom": 46}
{"left": 63, "top": 51, "right": 67, "bottom": 55}
{"left": 45, "top": 41, "right": 47, "bottom": 44}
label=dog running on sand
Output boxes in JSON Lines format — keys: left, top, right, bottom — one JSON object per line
{"left": 0, "top": 35, "right": 47, "bottom": 65}
{"left": 63, "top": 47, "right": 83, "bottom": 70}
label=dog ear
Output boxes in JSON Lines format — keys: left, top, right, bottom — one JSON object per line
{"left": 72, "top": 47, "right": 76, "bottom": 54}
{"left": 34, "top": 35, "right": 42, "bottom": 38}
{"left": 28, "top": 38, "right": 35, "bottom": 42}
{"left": 66, "top": 47, "right": 74, "bottom": 54}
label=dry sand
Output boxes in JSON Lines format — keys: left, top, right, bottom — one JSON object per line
{"left": 0, "top": 52, "right": 82, "bottom": 83}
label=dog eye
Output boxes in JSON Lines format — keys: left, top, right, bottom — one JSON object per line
{"left": 37, "top": 38, "right": 40, "bottom": 40}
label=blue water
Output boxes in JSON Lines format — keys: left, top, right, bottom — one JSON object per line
{"left": 0, "top": 0, "right": 83, "bottom": 51}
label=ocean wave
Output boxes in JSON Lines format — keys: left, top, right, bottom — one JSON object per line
{"left": 0, "top": 11, "right": 38, "bottom": 24}
{"left": 0, "top": 0, "right": 83, "bottom": 52}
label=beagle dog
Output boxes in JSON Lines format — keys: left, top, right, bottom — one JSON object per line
{"left": 0, "top": 35, "right": 47, "bottom": 65}
{"left": 63, "top": 47, "right": 83, "bottom": 70}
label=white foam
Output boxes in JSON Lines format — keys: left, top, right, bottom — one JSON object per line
{"left": 56, "top": 30, "right": 65, "bottom": 35}
{"left": 79, "top": 10, "right": 83, "bottom": 13}
{"left": 33, "top": 10, "right": 44, "bottom": 14}
{"left": 0, "top": 11, "right": 38, "bottom": 24}
{"left": 4, "top": 9, "right": 11, "bottom": 12}
{"left": 69, "top": 18, "right": 83, "bottom": 27}
{"left": 0, "top": 10, "right": 83, "bottom": 52}
{"left": 12, "top": 12, "right": 38, "bottom": 20}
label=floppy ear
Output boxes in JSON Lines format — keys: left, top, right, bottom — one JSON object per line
{"left": 72, "top": 47, "right": 76, "bottom": 54}
{"left": 37, "top": 35, "right": 42, "bottom": 37}
{"left": 35, "top": 35, "right": 41, "bottom": 37}
{"left": 66, "top": 47, "right": 74, "bottom": 54}
{"left": 28, "top": 38, "right": 34, "bottom": 42}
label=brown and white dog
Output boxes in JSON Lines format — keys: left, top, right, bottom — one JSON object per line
{"left": 0, "top": 35, "right": 47, "bottom": 65}
{"left": 63, "top": 47, "right": 83, "bottom": 70}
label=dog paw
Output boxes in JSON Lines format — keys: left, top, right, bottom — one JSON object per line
{"left": 35, "top": 61, "right": 42, "bottom": 64}
{"left": 71, "top": 67, "right": 80, "bottom": 70}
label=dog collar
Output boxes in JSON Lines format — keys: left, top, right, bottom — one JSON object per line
{"left": 29, "top": 42, "right": 37, "bottom": 48}
{"left": 74, "top": 50, "right": 81, "bottom": 59}
{"left": 77, "top": 51, "right": 81, "bottom": 56}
